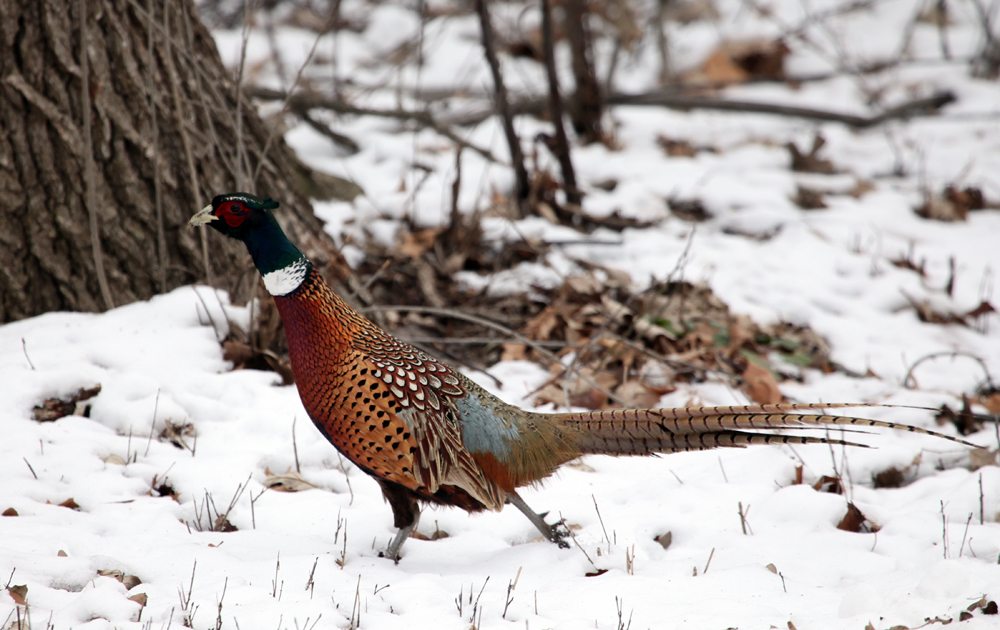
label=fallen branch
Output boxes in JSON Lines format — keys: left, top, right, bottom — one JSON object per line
{"left": 608, "top": 89, "right": 957, "bottom": 129}
{"left": 442, "top": 89, "right": 957, "bottom": 129}
{"left": 244, "top": 86, "right": 502, "bottom": 164}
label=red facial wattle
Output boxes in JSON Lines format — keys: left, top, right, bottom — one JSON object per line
{"left": 218, "top": 201, "right": 248, "bottom": 227}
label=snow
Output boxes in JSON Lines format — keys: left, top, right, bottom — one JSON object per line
{"left": 3, "top": 0, "right": 1000, "bottom": 628}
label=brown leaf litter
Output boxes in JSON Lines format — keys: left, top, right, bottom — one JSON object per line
{"left": 33, "top": 385, "right": 102, "bottom": 422}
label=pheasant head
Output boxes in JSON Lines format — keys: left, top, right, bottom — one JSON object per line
{"left": 189, "top": 192, "right": 309, "bottom": 296}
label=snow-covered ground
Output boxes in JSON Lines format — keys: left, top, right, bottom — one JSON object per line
{"left": 3, "top": 0, "right": 1000, "bottom": 628}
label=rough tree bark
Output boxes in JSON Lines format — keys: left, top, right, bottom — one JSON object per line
{"left": 0, "top": 0, "right": 337, "bottom": 322}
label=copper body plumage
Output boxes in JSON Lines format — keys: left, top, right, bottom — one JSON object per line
{"left": 191, "top": 193, "right": 972, "bottom": 561}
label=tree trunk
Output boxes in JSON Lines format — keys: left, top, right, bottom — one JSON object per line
{"left": 0, "top": 0, "right": 337, "bottom": 323}
{"left": 562, "top": 0, "right": 603, "bottom": 144}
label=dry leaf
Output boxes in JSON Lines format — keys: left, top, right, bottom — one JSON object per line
{"left": 974, "top": 392, "right": 1000, "bottom": 414}
{"left": 688, "top": 39, "right": 789, "bottom": 85}
{"left": 724, "top": 316, "right": 753, "bottom": 358}
{"left": 698, "top": 48, "right": 748, "bottom": 83}
{"left": 570, "top": 388, "right": 610, "bottom": 411}
{"left": 872, "top": 467, "right": 907, "bottom": 488}
{"left": 813, "top": 475, "right": 844, "bottom": 494}
{"left": 222, "top": 339, "right": 254, "bottom": 366}
{"left": 563, "top": 458, "right": 596, "bottom": 472}
{"left": 654, "top": 532, "right": 673, "bottom": 549}
{"left": 742, "top": 361, "right": 782, "bottom": 404}
{"left": 969, "top": 448, "right": 998, "bottom": 470}
{"left": 397, "top": 228, "right": 442, "bottom": 259}
{"left": 916, "top": 194, "right": 966, "bottom": 221}
{"left": 7, "top": 585, "right": 27, "bottom": 605}
{"left": 2, "top": 508, "right": 17, "bottom": 517}
{"left": 793, "top": 185, "right": 827, "bottom": 209}
{"left": 104, "top": 454, "right": 126, "bottom": 466}
{"left": 565, "top": 275, "right": 603, "bottom": 296}
{"left": 123, "top": 575, "right": 142, "bottom": 590}
{"left": 59, "top": 498, "right": 80, "bottom": 510}
{"left": 500, "top": 343, "right": 526, "bottom": 362}
{"left": 836, "top": 502, "right": 868, "bottom": 532}
{"left": 33, "top": 384, "right": 102, "bottom": 422}
{"left": 788, "top": 135, "right": 834, "bottom": 174}
{"left": 129, "top": 593, "right": 148, "bottom": 607}
{"left": 657, "top": 136, "right": 697, "bottom": 158}
{"left": 667, "top": 197, "right": 712, "bottom": 222}
{"left": 613, "top": 380, "right": 663, "bottom": 408}
{"left": 523, "top": 306, "right": 562, "bottom": 341}
{"left": 765, "top": 563, "right": 778, "bottom": 574}
{"left": 160, "top": 421, "right": 197, "bottom": 451}
{"left": 263, "top": 469, "right": 319, "bottom": 492}
{"left": 98, "top": 569, "right": 124, "bottom": 582}
{"left": 850, "top": 179, "right": 876, "bottom": 198}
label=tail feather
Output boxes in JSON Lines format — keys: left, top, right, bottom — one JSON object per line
{"left": 575, "top": 429, "right": 867, "bottom": 456}
{"left": 546, "top": 404, "right": 976, "bottom": 457}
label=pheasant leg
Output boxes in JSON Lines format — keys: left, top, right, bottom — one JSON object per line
{"left": 377, "top": 480, "right": 421, "bottom": 562}
{"left": 507, "top": 491, "right": 569, "bottom": 548}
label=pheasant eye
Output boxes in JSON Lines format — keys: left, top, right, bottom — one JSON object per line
{"left": 219, "top": 201, "right": 248, "bottom": 227}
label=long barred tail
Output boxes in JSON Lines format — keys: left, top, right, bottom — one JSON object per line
{"left": 542, "top": 404, "right": 976, "bottom": 457}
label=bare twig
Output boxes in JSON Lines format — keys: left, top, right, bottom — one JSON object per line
{"left": 292, "top": 416, "right": 301, "bottom": 473}
{"left": 252, "top": 9, "right": 334, "bottom": 187}
{"left": 654, "top": 0, "right": 671, "bottom": 85}
{"left": 902, "top": 350, "right": 994, "bottom": 389}
{"left": 702, "top": 547, "right": 716, "bottom": 574}
{"left": 244, "top": 86, "right": 500, "bottom": 163}
{"left": 21, "top": 338, "right": 35, "bottom": 370}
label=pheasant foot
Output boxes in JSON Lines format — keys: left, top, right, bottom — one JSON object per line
{"left": 507, "top": 490, "right": 570, "bottom": 549}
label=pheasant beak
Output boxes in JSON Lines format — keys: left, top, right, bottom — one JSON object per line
{"left": 188, "top": 204, "right": 218, "bottom": 226}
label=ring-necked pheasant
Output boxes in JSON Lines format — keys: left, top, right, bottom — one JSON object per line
{"left": 191, "top": 193, "right": 973, "bottom": 561}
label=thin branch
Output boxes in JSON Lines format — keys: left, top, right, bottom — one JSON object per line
{"left": 902, "top": 350, "right": 994, "bottom": 389}
{"left": 244, "top": 86, "right": 501, "bottom": 164}
{"left": 251, "top": 8, "right": 335, "bottom": 187}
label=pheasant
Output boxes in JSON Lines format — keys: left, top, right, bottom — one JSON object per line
{"left": 191, "top": 193, "right": 973, "bottom": 561}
